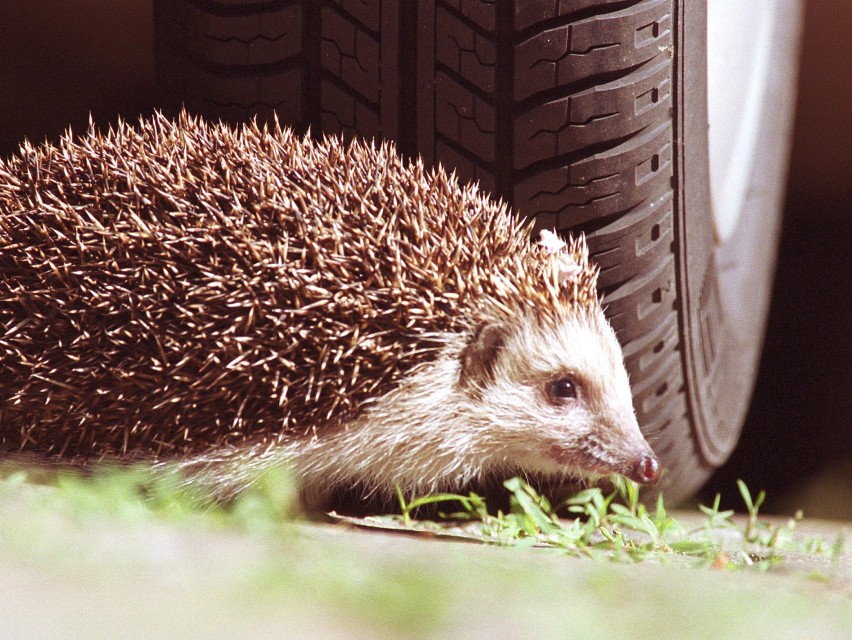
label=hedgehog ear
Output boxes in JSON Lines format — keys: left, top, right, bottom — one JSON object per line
{"left": 459, "top": 322, "right": 507, "bottom": 390}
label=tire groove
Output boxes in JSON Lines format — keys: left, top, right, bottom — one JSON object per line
{"left": 436, "top": 2, "right": 497, "bottom": 40}
{"left": 513, "top": 0, "right": 648, "bottom": 42}
{"left": 397, "top": 0, "right": 418, "bottom": 157}
{"left": 162, "top": 13, "right": 293, "bottom": 47}
{"left": 180, "top": 0, "right": 298, "bottom": 18}
{"left": 323, "top": 2, "right": 381, "bottom": 39}
{"left": 513, "top": 59, "right": 654, "bottom": 113}
{"left": 435, "top": 63, "right": 494, "bottom": 104}
{"left": 320, "top": 70, "right": 380, "bottom": 111}
{"left": 513, "top": 128, "right": 648, "bottom": 182}
{"left": 435, "top": 132, "right": 496, "bottom": 176}
{"left": 495, "top": 0, "right": 514, "bottom": 203}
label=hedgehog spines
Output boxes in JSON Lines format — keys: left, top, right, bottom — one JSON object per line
{"left": 0, "top": 111, "right": 600, "bottom": 462}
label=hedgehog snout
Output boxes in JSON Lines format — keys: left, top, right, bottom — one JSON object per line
{"left": 625, "top": 452, "right": 661, "bottom": 485}
{"left": 609, "top": 419, "right": 661, "bottom": 485}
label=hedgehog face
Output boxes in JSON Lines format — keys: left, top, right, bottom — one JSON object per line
{"left": 279, "top": 308, "right": 659, "bottom": 504}
{"left": 462, "top": 310, "right": 660, "bottom": 486}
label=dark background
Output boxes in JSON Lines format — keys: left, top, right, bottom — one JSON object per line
{"left": 1, "top": 1, "right": 849, "bottom": 516}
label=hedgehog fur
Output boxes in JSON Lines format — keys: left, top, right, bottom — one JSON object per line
{"left": 0, "top": 112, "right": 658, "bottom": 505}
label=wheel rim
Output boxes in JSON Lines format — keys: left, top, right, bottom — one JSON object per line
{"left": 707, "top": 1, "right": 782, "bottom": 243}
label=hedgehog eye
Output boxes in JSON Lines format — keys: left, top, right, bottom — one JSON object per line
{"left": 548, "top": 378, "right": 578, "bottom": 403}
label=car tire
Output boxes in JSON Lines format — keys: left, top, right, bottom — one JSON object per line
{"left": 154, "top": 0, "right": 803, "bottom": 503}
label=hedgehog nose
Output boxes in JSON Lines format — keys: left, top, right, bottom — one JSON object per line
{"left": 629, "top": 454, "right": 660, "bottom": 485}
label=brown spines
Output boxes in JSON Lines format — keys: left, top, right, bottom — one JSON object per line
{"left": 0, "top": 112, "right": 599, "bottom": 461}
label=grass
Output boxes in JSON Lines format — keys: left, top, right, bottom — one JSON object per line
{"left": 0, "top": 464, "right": 848, "bottom": 639}
{"left": 390, "top": 475, "right": 845, "bottom": 572}
{"left": 1, "top": 462, "right": 845, "bottom": 571}
{"left": 1, "top": 461, "right": 845, "bottom": 570}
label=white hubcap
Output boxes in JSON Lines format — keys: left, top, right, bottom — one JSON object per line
{"left": 707, "top": 1, "right": 782, "bottom": 242}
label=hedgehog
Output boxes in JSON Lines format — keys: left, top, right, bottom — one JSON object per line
{"left": 0, "top": 112, "right": 659, "bottom": 507}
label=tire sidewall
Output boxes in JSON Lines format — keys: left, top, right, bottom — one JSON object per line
{"left": 675, "top": 0, "right": 802, "bottom": 470}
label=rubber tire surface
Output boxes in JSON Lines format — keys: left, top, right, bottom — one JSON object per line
{"left": 154, "top": 0, "right": 802, "bottom": 503}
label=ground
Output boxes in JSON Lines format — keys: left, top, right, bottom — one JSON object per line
{"left": 0, "top": 475, "right": 848, "bottom": 640}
